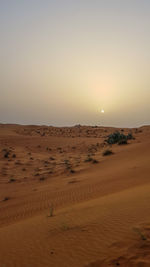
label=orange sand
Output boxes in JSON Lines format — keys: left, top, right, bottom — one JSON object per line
{"left": 0, "top": 124, "right": 150, "bottom": 266}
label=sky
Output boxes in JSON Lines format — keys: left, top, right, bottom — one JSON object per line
{"left": 0, "top": 0, "right": 150, "bottom": 127}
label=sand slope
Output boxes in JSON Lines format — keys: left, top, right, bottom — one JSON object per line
{"left": 0, "top": 124, "right": 150, "bottom": 266}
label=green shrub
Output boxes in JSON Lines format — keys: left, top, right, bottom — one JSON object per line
{"left": 118, "top": 139, "right": 128, "bottom": 145}
{"left": 106, "top": 131, "right": 134, "bottom": 145}
{"left": 127, "top": 133, "right": 134, "bottom": 140}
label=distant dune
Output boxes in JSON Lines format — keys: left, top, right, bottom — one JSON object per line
{"left": 0, "top": 124, "right": 150, "bottom": 266}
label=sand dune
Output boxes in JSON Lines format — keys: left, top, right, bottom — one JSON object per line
{"left": 0, "top": 124, "right": 150, "bottom": 266}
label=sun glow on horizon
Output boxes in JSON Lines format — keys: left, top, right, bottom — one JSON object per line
{"left": 0, "top": 1, "right": 150, "bottom": 127}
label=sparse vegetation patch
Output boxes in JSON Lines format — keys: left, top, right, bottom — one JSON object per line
{"left": 106, "top": 131, "right": 134, "bottom": 145}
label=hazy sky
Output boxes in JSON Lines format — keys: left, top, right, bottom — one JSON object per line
{"left": 0, "top": 0, "right": 150, "bottom": 127}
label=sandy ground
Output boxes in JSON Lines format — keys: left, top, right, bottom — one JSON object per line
{"left": 0, "top": 124, "right": 150, "bottom": 266}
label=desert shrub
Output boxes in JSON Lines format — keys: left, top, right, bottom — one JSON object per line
{"left": 39, "top": 177, "right": 45, "bottom": 181}
{"left": 84, "top": 156, "right": 93, "bottom": 162}
{"left": 92, "top": 159, "right": 99, "bottom": 164}
{"left": 106, "top": 131, "right": 134, "bottom": 145}
{"left": 46, "top": 147, "right": 51, "bottom": 151}
{"left": 4, "top": 152, "right": 9, "bottom": 158}
{"left": 3, "top": 149, "right": 10, "bottom": 158}
{"left": 127, "top": 133, "right": 134, "bottom": 140}
{"left": 61, "top": 222, "right": 69, "bottom": 231}
{"left": 103, "top": 149, "right": 113, "bottom": 156}
{"left": 50, "top": 157, "right": 55, "bottom": 160}
{"left": 64, "top": 160, "right": 73, "bottom": 171}
{"left": 44, "top": 160, "right": 49, "bottom": 164}
{"left": 133, "top": 227, "right": 147, "bottom": 241}
{"left": 48, "top": 204, "right": 54, "bottom": 217}
{"left": 118, "top": 139, "right": 128, "bottom": 145}
{"left": 3, "top": 197, "right": 10, "bottom": 201}
{"left": 9, "top": 178, "right": 16, "bottom": 183}
{"left": 85, "top": 156, "right": 99, "bottom": 164}
{"left": 70, "top": 169, "right": 75, "bottom": 173}
{"left": 15, "top": 160, "right": 21, "bottom": 165}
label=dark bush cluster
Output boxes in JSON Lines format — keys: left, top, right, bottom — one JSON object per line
{"left": 9, "top": 178, "right": 16, "bottom": 183}
{"left": 84, "top": 155, "right": 99, "bottom": 164}
{"left": 2, "top": 148, "right": 10, "bottom": 158}
{"left": 103, "top": 149, "right": 113, "bottom": 156}
{"left": 2, "top": 148, "right": 16, "bottom": 159}
{"left": 106, "top": 131, "right": 134, "bottom": 145}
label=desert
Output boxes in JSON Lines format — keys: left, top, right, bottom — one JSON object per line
{"left": 0, "top": 124, "right": 150, "bottom": 266}
{"left": 1, "top": 1, "right": 150, "bottom": 266}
